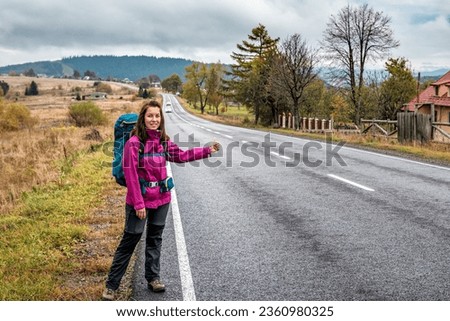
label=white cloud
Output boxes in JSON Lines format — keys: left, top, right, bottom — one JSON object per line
{"left": 0, "top": 0, "right": 448, "bottom": 71}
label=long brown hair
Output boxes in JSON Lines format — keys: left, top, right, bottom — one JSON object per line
{"left": 131, "top": 100, "right": 170, "bottom": 143}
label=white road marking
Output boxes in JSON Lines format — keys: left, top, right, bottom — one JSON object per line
{"left": 167, "top": 163, "right": 196, "bottom": 301}
{"left": 327, "top": 174, "right": 375, "bottom": 192}
{"left": 270, "top": 151, "right": 291, "bottom": 160}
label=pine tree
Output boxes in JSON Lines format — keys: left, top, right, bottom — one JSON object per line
{"left": 0, "top": 81, "right": 9, "bottom": 96}
{"left": 379, "top": 58, "right": 416, "bottom": 119}
{"left": 227, "top": 24, "right": 279, "bottom": 125}
{"left": 25, "top": 81, "right": 39, "bottom": 96}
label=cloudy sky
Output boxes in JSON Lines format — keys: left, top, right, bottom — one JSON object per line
{"left": 0, "top": 0, "right": 449, "bottom": 72}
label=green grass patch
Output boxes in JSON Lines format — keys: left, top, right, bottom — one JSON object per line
{"left": 182, "top": 101, "right": 255, "bottom": 125}
{"left": 0, "top": 146, "right": 111, "bottom": 300}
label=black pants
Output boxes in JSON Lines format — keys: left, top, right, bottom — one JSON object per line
{"left": 106, "top": 203, "right": 170, "bottom": 291}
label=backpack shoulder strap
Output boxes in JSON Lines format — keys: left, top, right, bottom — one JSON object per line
{"left": 138, "top": 139, "right": 166, "bottom": 158}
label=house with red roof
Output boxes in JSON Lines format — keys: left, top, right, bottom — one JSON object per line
{"left": 404, "top": 70, "right": 450, "bottom": 139}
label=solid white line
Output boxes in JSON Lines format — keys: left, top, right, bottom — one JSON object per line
{"left": 166, "top": 163, "right": 196, "bottom": 301}
{"left": 327, "top": 174, "right": 375, "bottom": 192}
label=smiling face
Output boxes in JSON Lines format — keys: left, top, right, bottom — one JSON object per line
{"left": 144, "top": 106, "right": 161, "bottom": 130}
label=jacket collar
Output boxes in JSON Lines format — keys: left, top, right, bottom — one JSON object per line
{"left": 146, "top": 129, "right": 161, "bottom": 139}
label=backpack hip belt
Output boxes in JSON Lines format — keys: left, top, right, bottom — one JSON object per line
{"left": 139, "top": 177, "right": 174, "bottom": 194}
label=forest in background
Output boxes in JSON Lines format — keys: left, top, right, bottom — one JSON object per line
{"left": 0, "top": 55, "right": 197, "bottom": 81}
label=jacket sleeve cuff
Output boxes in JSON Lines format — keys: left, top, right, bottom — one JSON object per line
{"left": 134, "top": 202, "right": 145, "bottom": 211}
{"left": 204, "top": 146, "right": 212, "bottom": 157}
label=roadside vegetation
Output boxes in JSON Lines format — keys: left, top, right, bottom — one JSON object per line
{"left": 0, "top": 77, "right": 143, "bottom": 300}
{"left": 1, "top": 149, "right": 108, "bottom": 299}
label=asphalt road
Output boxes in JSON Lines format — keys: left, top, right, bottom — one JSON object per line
{"left": 131, "top": 94, "right": 450, "bottom": 301}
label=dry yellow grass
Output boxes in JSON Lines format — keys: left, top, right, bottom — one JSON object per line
{"left": 0, "top": 76, "right": 145, "bottom": 300}
{"left": 0, "top": 76, "right": 144, "bottom": 212}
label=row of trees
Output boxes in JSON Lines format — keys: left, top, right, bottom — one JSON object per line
{"left": 176, "top": 3, "right": 418, "bottom": 127}
{"left": 0, "top": 80, "right": 38, "bottom": 97}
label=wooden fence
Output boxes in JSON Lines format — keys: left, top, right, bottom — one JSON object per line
{"left": 397, "top": 112, "right": 432, "bottom": 143}
{"left": 362, "top": 113, "right": 450, "bottom": 144}
{"left": 278, "top": 113, "right": 333, "bottom": 132}
{"left": 361, "top": 119, "right": 397, "bottom": 137}
{"left": 432, "top": 122, "right": 450, "bottom": 142}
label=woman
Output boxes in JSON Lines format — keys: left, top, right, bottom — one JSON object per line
{"left": 103, "top": 100, "right": 220, "bottom": 300}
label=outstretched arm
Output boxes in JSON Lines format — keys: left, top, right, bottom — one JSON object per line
{"left": 166, "top": 140, "right": 220, "bottom": 163}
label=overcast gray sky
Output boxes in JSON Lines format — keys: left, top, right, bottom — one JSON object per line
{"left": 0, "top": 0, "right": 449, "bottom": 72}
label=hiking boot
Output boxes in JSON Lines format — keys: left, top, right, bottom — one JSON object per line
{"left": 102, "top": 287, "right": 116, "bottom": 301}
{"left": 148, "top": 279, "right": 166, "bottom": 292}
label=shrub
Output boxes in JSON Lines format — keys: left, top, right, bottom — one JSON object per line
{"left": 95, "top": 82, "right": 113, "bottom": 94}
{"left": 25, "top": 81, "right": 39, "bottom": 96}
{"left": 0, "top": 81, "right": 9, "bottom": 96}
{"left": 68, "top": 102, "right": 106, "bottom": 127}
{"left": 0, "top": 100, "right": 38, "bottom": 132}
{"left": 242, "top": 116, "right": 251, "bottom": 125}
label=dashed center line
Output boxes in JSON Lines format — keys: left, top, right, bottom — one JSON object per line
{"left": 327, "top": 174, "right": 375, "bottom": 192}
{"left": 270, "top": 151, "right": 291, "bottom": 160}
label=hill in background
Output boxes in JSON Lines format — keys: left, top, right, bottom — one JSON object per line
{"left": 0, "top": 55, "right": 197, "bottom": 81}
{"left": 0, "top": 55, "right": 446, "bottom": 83}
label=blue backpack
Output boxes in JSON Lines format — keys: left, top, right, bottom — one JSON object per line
{"left": 112, "top": 113, "right": 139, "bottom": 186}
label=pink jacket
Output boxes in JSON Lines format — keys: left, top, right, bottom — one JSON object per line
{"left": 123, "top": 129, "right": 211, "bottom": 210}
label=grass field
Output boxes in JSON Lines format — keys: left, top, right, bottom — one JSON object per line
{"left": 182, "top": 100, "right": 255, "bottom": 127}
{"left": 0, "top": 76, "right": 142, "bottom": 300}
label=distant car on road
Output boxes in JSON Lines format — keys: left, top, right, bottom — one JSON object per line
{"left": 164, "top": 102, "right": 172, "bottom": 113}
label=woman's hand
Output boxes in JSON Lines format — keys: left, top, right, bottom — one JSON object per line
{"left": 136, "top": 208, "right": 146, "bottom": 220}
{"left": 209, "top": 141, "right": 221, "bottom": 154}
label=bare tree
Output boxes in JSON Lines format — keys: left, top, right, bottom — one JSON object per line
{"left": 271, "top": 33, "right": 319, "bottom": 129}
{"left": 321, "top": 4, "right": 399, "bottom": 124}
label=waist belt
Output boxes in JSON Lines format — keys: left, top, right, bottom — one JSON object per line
{"left": 140, "top": 178, "right": 160, "bottom": 188}
{"left": 139, "top": 177, "right": 174, "bottom": 194}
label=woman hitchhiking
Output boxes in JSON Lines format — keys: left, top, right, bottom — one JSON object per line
{"left": 103, "top": 100, "right": 220, "bottom": 300}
